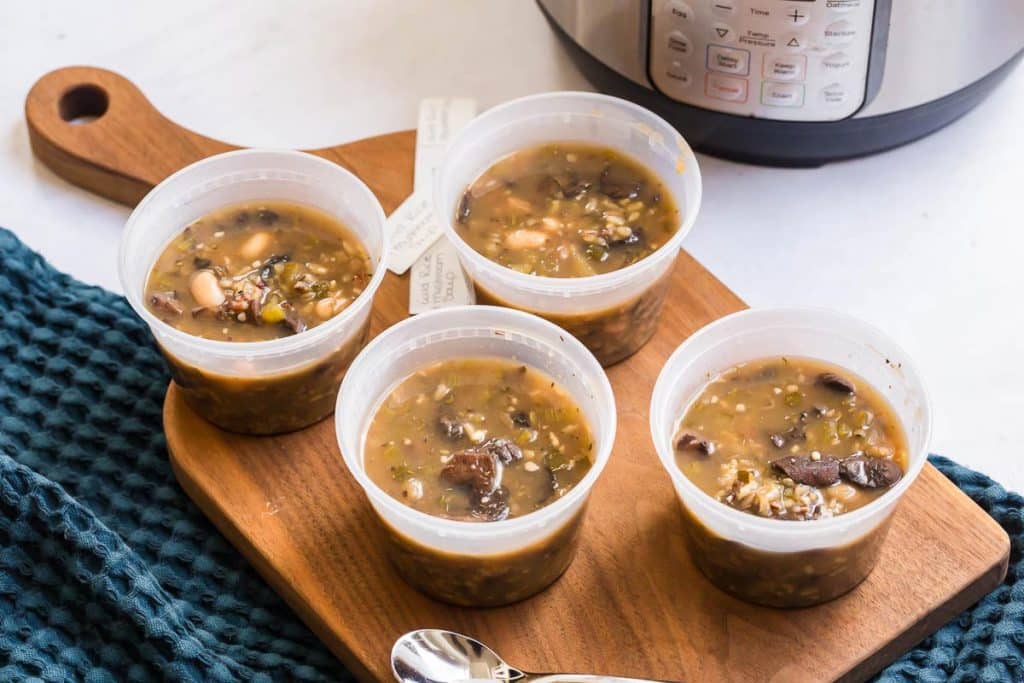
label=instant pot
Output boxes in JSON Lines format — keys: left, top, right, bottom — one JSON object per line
{"left": 538, "top": 0, "right": 1024, "bottom": 166}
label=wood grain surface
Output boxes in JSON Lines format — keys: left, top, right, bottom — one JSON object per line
{"left": 27, "top": 66, "right": 1010, "bottom": 683}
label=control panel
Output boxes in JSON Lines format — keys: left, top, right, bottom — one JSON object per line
{"left": 649, "top": 0, "right": 877, "bottom": 121}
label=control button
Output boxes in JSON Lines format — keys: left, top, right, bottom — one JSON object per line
{"left": 826, "top": 0, "right": 860, "bottom": 13}
{"left": 712, "top": 22, "right": 735, "bottom": 42}
{"left": 710, "top": 1, "right": 738, "bottom": 17}
{"left": 666, "top": 1, "right": 695, "bottom": 22}
{"left": 666, "top": 61, "right": 694, "bottom": 87}
{"left": 781, "top": 33, "right": 806, "bottom": 52}
{"left": 708, "top": 44, "right": 750, "bottom": 75}
{"left": 705, "top": 73, "right": 748, "bottom": 102}
{"left": 821, "top": 83, "right": 848, "bottom": 106}
{"left": 822, "top": 51, "right": 853, "bottom": 72}
{"left": 763, "top": 54, "right": 807, "bottom": 81}
{"left": 667, "top": 31, "right": 693, "bottom": 55}
{"left": 761, "top": 82, "right": 805, "bottom": 107}
{"left": 824, "top": 19, "right": 856, "bottom": 46}
{"left": 785, "top": 7, "right": 810, "bottom": 26}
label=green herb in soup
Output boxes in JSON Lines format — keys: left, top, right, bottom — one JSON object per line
{"left": 674, "top": 357, "right": 908, "bottom": 521}
{"left": 455, "top": 143, "right": 680, "bottom": 277}
{"left": 364, "top": 358, "right": 594, "bottom": 522}
{"left": 145, "top": 201, "right": 372, "bottom": 342}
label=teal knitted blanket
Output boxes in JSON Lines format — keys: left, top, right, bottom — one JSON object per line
{"left": 0, "top": 227, "right": 1020, "bottom": 682}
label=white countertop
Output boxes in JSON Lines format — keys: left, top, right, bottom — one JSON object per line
{"left": 2, "top": 1, "right": 1022, "bottom": 489}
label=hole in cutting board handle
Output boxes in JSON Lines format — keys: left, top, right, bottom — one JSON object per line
{"left": 59, "top": 84, "right": 109, "bottom": 125}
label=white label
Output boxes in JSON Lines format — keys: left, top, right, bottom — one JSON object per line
{"left": 385, "top": 191, "right": 444, "bottom": 275}
{"left": 409, "top": 236, "right": 476, "bottom": 314}
{"left": 388, "top": 98, "right": 477, "bottom": 276}
{"left": 414, "top": 98, "right": 477, "bottom": 192}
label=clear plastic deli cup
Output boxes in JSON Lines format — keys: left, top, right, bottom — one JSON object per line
{"left": 120, "top": 149, "right": 388, "bottom": 435}
{"left": 336, "top": 305, "right": 616, "bottom": 606}
{"left": 650, "top": 308, "right": 931, "bottom": 607}
{"left": 434, "top": 91, "right": 702, "bottom": 367}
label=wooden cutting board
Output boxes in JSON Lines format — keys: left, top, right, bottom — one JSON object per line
{"left": 27, "top": 66, "right": 1010, "bottom": 683}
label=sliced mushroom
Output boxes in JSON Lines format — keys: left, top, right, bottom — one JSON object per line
{"left": 599, "top": 166, "right": 642, "bottom": 200}
{"left": 457, "top": 191, "right": 472, "bottom": 224}
{"left": 438, "top": 414, "right": 465, "bottom": 441}
{"left": 839, "top": 454, "right": 902, "bottom": 488}
{"left": 559, "top": 177, "right": 592, "bottom": 198}
{"left": 258, "top": 254, "right": 290, "bottom": 283}
{"left": 478, "top": 437, "right": 523, "bottom": 466}
{"left": 511, "top": 411, "right": 531, "bottom": 428}
{"left": 536, "top": 466, "right": 559, "bottom": 506}
{"left": 676, "top": 433, "right": 715, "bottom": 456}
{"left": 280, "top": 302, "right": 306, "bottom": 335}
{"left": 770, "top": 455, "right": 841, "bottom": 487}
{"left": 256, "top": 208, "right": 280, "bottom": 225}
{"left": 539, "top": 174, "right": 591, "bottom": 199}
{"left": 149, "top": 291, "right": 183, "bottom": 316}
{"left": 470, "top": 485, "right": 510, "bottom": 522}
{"left": 818, "top": 372, "right": 856, "bottom": 395}
{"left": 441, "top": 449, "right": 500, "bottom": 496}
{"left": 247, "top": 296, "right": 262, "bottom": 321}
{"left": 784, "top": 425, "right": 807, "bottom": 442}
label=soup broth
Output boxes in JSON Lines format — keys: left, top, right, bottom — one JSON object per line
{"left": 455, "top": 143, "right": 680, "bottom": 277}
{"left": 145, "top": 201, "right": 372, "bottom": 342}
{"left": 365, "top": 358, "right": 595, "bottom": 522}
{"left": 674, "top": 356, "right": 908, "bottom": 521}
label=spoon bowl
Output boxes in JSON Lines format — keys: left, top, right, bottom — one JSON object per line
{"left": 391, "top": 629, "right": 523, "bottom": 682}
{"left": 391, "top": 629, "right": 675, "bottom": 682}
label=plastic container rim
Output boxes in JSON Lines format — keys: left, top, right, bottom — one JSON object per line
{"left": 435, "top": 91, "right": 703, "bottom": 297}
{"left": 119, "top": 148, "right": 389, "bottom": 361}
{"left": 336, "top": 305, "right": 617, "bottom": 540}
{"left": 650, "top": 305, "right": 933, "bottom": 539}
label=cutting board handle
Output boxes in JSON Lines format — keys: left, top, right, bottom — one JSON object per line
{"left": 25, "top": 66, "right": 235, "bottom": 205}
{"left": 25, "top": 65, "right": 415, "bottom": 213}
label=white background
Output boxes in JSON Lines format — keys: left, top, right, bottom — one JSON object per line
{"left": 1, "top": 1, "right": 1022, "bottom": 488}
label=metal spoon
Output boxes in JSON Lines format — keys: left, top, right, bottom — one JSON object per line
{"left": 391, "top": 628, "right": 675, "bottom": 683}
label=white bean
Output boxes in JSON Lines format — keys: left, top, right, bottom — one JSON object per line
{"left": 240, "top": 231, "right": 271, "bottom": 260}
{"left": 401, "top": 478, "right": 424, "bottom": 501}
{"left": 190, "top": 270, "right": 225, "bottom": 308}
{"left": 507, "top": 196, "right": 532, "bottom": 212}
{"left": 504, "top": 229, "right": 548, "bottom": 250}
{"left": 314, "top": 298, "right": 335, "bottom": 320}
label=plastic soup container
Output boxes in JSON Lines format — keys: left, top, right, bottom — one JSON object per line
{"left": 337, "top": 306, "right": 616, "bottom": 606}
{"left": 435, "top": 92, "right": 702, "bottom": 367}
{"left": 650, "top": 308, "right": 931, "bottom": 607}
{"left": 120, "top": 149, "right": 388, "bottom": 434}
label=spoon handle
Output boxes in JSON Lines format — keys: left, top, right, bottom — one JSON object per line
{"left": 525, "top": 674, "right": 677, "bottom": 683}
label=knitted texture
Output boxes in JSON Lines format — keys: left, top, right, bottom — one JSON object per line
{"left": 0, "top": 227, "right": 1020, "bottom": 681}
{"left": 877, "top": 455, "right": 1024, "bottom": 683}
{"left": 0, "top": 229, "right": 351, "bottom": 682}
